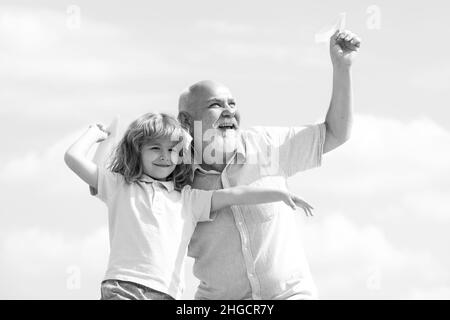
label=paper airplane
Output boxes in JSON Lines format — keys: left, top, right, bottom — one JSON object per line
{"left": 314, "top": 12, "right": 346, "bottom": 43}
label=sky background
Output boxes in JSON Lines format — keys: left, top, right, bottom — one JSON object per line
{"left": 1, "top": 0, "right": 449, "bottom": 299}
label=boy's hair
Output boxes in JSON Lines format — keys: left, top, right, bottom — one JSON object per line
{"left": 109, "top": 112, "right": 193, "bottom": 191}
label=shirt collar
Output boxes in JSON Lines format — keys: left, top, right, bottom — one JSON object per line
{"left": 138, "top": 174, "right": 175, "bottom": 192}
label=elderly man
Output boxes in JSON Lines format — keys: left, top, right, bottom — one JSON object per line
{"left": 177, "top": 30, "right": 360, "bottom": 299}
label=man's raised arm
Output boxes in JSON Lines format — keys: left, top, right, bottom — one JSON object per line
{"left": 323, "top": 30, "right": 361, "bottom": 154}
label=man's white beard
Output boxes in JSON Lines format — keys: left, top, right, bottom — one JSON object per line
{"left": 216, "top": 128, "right": 238, "bottom": 154}
{"left": 201, "top": 128, "right": 239, "bottom": 165}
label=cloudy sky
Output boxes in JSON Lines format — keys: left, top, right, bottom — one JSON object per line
{"left": 1, "top": 0, "right": 449, "bottom": 299}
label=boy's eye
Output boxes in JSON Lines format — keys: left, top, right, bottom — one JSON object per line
{"left": 209, "top": 103, "right": 220, "bottom": 108}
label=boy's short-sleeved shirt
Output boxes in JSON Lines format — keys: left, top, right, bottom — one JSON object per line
{"left": 96, "top": 167, "right": 213, "bottom": 299}
{"left": 189, "top": 123, "right": 326, "bottom": 300}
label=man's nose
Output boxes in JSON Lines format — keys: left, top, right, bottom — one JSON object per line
{"left": 222, "top": 103, "right": 235, "bottom": 116}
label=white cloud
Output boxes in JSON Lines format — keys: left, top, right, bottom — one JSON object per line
{"left": 396, "top": 190, "right": 450, "bottom": 222}
{"left": 0, "top": 226, "right": 108, "bottom": 299}
{"left": 214, "top": 41, "right": 290, "bottom": 61}
{"left": 303, "top": 213, "right": 449, "bottom": 299}
{"left": 0, "top": 5, "right": 186, "bottom": 130}
{"left": 0, "top": 6, "right": 182, "bottom": 85}
{"left": 0, "top": 224, "right": 200, "bottom": 299}
{"left": 188, "top": 19, "right": 329, "bottom": 68}
{"left": 288, "top": 114, "right": 450, "bottom": 298}
{"left": 194, "top": 20, "right": 257, "bottom": 35}
{"left": 0, "top": 129, "right": 84, "bottom": 182}
{"left": 409, "top": 62, "right": 450, "bottom": 91}
{"left": 201, "top": 40, "right": 328, "bottom": 69}
{"left": 409, "top": 287, "right": 450, "bottom": 300}
{"left": 0, "top": 5, "right": 124, "bottom": 50}
{"left": 0, "top": 115, "right": 131, "bottom": 184}
{"left": 297, "top": 114, "right": 450, "bottom": 199}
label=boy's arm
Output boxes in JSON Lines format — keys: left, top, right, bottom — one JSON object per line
{"left": 64, "top": 124, "right": 109, "bottom": 189}
{"left": 323, "top": 30, "right": 361, "bottom": 154}
{"left": 211, "top": 186, "right": 313, "bottom": 216}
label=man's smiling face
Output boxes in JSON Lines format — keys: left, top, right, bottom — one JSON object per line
{"left": 179, "top": 80, "right": 241, "bottom": 165}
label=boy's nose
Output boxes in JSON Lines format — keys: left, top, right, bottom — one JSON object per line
{"left": 160, "top": 151, "right": 171, "bottom": 162}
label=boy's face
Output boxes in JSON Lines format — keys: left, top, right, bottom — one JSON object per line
{"left": 141, "top": 138, "right": 180, "bottom": 180}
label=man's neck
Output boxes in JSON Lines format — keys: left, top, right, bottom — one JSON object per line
{"left": 199, "top": 151, "right": 235, "bottom": 173}
{"left": 199, "top": 162, "right": 227, "bottom": 173}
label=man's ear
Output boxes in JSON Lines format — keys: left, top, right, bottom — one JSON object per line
{"left": 178, "top": 111, "right": 194, "bottom": 135}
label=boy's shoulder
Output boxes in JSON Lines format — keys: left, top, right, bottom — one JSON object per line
{"left": 99, "top": 167, "right": 125, "bottom": 182}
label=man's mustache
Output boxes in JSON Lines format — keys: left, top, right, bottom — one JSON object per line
{"left": 212, "top": 117, "right": 239, "bottom": 129}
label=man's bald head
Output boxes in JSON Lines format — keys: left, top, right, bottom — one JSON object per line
{"left": 178, "top": 80, "right": 231, "bottom": 116}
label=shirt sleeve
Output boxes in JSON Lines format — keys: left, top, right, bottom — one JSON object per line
{"left": 181, "top": 185, "right": 214, "bottom": 222}
{"left": 247, "top": 123, "right": 326, "bottom": 177}
{"left": 95, "top": 167, "right": 122, "bottom": 203}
